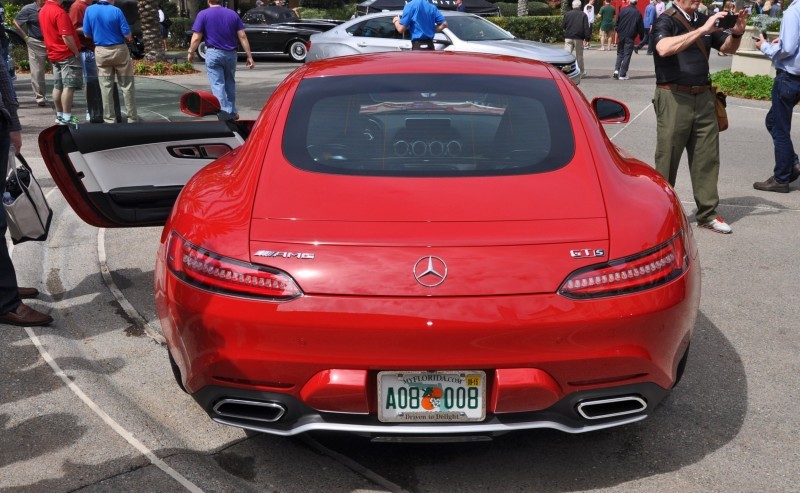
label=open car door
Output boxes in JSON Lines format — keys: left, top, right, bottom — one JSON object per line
{"left": 38, "top": 79, "right": 252, "bottom": 229}
{"left": 39, "top": 120, "right": 247, "bottom": 228}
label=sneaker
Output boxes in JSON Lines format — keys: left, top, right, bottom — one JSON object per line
{"left": 618, "top": 75, "right": 630, "bottom": 80}
{"left": 699, "top": 217, "right": 732, "bottom": 234}
{"left": 36, "top": 99, "right": 47, "bottom": 107}
{"left": 61, "top": 115, "right": 80, "bottom": 125}
{"left": 753, "top": 175, "right": 790, "bottom": 193}
{"left": 56, "top": 116, "right": 64, "bottom": 124}
{"left": 613, "top": 71, "right": 619, "bottom": 79}
{"left": 634, "top": 46, "right": 639, "bottom": 54}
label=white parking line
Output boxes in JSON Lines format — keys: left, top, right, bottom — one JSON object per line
{"left": 23, "top": 327, "right": 204, "bottom": 493}
{"left": 12, "top": 188, "right": 202, "bottom": 492}
{"left": 97, "top": 228, "right": 166, "bottom": 344}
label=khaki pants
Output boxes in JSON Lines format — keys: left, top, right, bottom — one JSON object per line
{"left": 26, "top": 38, "right": 47, "bottom": 103}
{"left": 564, "top": 38, "right": 585, "bottom": 77}
{"left": 653, "top": 86, "right": 721, "bottom": 224}
{"left": 94, "top": 44, "right": 139, "bottom": 123}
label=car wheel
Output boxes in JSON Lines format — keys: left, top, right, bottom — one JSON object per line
{"left": 197, "top": 41, "right": 207, "bottom": 61}
{"left": 288, "top": 40, "right": 307, "bottom": 63}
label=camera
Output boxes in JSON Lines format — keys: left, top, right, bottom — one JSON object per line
{"left": 715, "top": 11, "right": 738, "bottom": 29}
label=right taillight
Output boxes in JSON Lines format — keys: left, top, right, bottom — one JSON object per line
{"left": 166, "top": 232, "right": 302, "bottom": 301}
{"left": 559, "top": 231, "right": 689, "bottom": 299}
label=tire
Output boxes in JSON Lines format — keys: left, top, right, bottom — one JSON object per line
{"left": 168, "top": 350, "right": 189, "bottom": 394}
{"left": 197, "top": 40, "right": 207, "bottom": 61}
{"left": 287, "top": 39, "right": 307, "bottom": 63}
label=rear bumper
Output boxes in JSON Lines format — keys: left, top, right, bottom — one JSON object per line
{"left": 192, "top": 381, "right": 670, "bottom": 437}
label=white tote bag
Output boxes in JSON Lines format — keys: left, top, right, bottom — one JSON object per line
{"left": 3, "top": 151, "right": 52, "bottom": 244}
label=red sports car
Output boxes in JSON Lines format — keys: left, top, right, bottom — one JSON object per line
{"left": 41, "top": 52, "right": 700, "bottom": 440}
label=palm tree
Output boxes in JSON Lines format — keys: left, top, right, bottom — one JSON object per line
{"left": 138, "top": 0, "right": 165, "bottom": 60}
{"left": 518, "top": 0, "right": 528, "bottom": 16}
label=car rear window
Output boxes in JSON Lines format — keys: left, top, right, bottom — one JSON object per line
{"left": 283, "top": 74, "right": 575, "bottom": 177}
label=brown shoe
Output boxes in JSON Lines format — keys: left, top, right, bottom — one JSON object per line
{"left": 753, "top": 176, "right": 790, "bottom": 193}
{"left": 0, "top": 303, "right": 53, "bottom": 327}
{"left": 18, "top": 287, "right": 39, "bottom": 299}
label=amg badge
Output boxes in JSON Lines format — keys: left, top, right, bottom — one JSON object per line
{"left": 254, "top": 250, "right": 315, "bottom": 259}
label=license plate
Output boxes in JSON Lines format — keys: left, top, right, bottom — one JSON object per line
{"left": 377, "top": 371, "right": 486, "bottom": 422}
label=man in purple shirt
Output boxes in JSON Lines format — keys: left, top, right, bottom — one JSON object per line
{"left": 187, "top": 0, "right": 254, "bottom": 119}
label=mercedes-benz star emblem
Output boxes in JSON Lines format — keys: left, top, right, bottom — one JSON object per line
{"left": 413, "top": 256, "right": 448, "bottom": 287}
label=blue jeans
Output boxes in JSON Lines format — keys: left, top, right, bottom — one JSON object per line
{"left": 205, "top": 48, "right": 238, "bottom": 116}
{"left": 765, "top": 70, "right": 800, "bottom": 183}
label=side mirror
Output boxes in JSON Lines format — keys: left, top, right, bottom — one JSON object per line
{"left": 180, "top": 91, "right": 221, "bottom": 117}
{"left": 591, "top": 97, "right": 630, "bottom": 124}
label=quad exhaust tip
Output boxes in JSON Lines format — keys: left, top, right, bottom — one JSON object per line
{"left": 576, "top": 396, "right": 647, "bottom": 420}
{"left": 213, "top": 399, "right": 287, "bottom": 423}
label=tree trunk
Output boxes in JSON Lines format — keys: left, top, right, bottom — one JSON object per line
{"left": 561, "top": 0, "right": 569, "bottom": 15}
{"left": 517, "top": 0, "right": 528, "bottom": 16}
{"left": 138, "top": 0, "right": 165, "bottom": 61}
{"left": 187, "top": 0, "right": 202, "bottom": 21}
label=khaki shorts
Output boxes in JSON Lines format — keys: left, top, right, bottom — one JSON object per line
{"left": 52, "top": 56, "right": 84, "bottom": 90}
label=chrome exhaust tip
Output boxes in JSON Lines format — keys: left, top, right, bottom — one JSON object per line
{"left": 213, "top": 399, "right": 287, "bottom": 423}
{"left": 576, "top": 396, "right": 647, "bottom": 420}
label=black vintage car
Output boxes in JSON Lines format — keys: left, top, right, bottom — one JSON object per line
{"left": 189, "top": 6, "right": 342, "bottom": 62}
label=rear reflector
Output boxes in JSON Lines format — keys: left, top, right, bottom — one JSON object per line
{"left": 167, "top": 232, "right": 302, "bottom": 300}
{"left": 559, "top": 231, "right": 689, "bottom": 299}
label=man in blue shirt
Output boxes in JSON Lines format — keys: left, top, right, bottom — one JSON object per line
{"left": 83, "top": 0, "right": 139, "bottom": 123}
{"left": 753, "top": 0, "right": 800, "bottom": 192}
{"left": 635, "top": 0, "right": 658, "bottom": 55}
{"left": 393, "top": 0, "right": 447, "bottom": 50}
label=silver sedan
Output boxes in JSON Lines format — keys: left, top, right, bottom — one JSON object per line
{"left": 306, "top": 11, "right": 580, "bottom": 84}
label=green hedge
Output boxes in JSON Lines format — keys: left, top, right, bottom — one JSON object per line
{"left": 169, "top": 17, "right": 192, "bottom": 48}
{"left": 299, "top": 5, "right": 358, "bottom": 19}
{"left": 488, "top": 16, "right": 564, "bottom": 43}
{"left": 496, "top": 2, "right": 553, "bottom": 16}
{"left": 710, "top": 69, "right": 773, "bottom": 101}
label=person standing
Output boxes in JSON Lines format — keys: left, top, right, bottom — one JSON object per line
{"left": 753, "top": 0, "right": 800, "bottom": 193}
{"left": 655, "top": 0, "right": 666, "bottom": 16}
{"left": 14, "top": 0, "right": 48, "bottom": 107}
{"left": 0, "top": 3, "right": 15, "bottom": 82}
{"left": 598, "top": 0, "right": 616, "bottom": 50}
{"left": 70, "top": 0, "right": 104, "bottom": 123}
{"left": 456, "top": 0, "right": 466, "bottom": 12}
{"left": 651, "top": 2, "right": 746, "bottom": 233}
{"left": 635, "top": 0, "right": 658, "bottom": 54}
{"left": 83, "top": 0, "right": 140, "bottom": 123}
{"left": 770, "top": 0, "right": 782, "bottom": 16}
{"left": 0, "top": 62, "right": 53, "bottom": 327}
{"left": 159, "top": 8, "right": 169, "bottom": 51}
{"left": 613, "top": 0, "right": 644, "bottom": 79}
{"left": 564, "top": 0, "right": 591, "bottom": 79}
{"left": 39, "top": 0, "right": 83, "bottom": 125}
{"left": 393, "top": 0, "right": 447, "bottom": 51}
{"left": 584, "top": 0, "right": 596, "bottom": 48}
{"left": 188, "top": 0, "right": 254, "bottom": 119}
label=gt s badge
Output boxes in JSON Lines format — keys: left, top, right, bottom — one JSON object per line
{"left": 570, "top": 249, "right": 605, "bottom": 258}
{"left": 254, "top": 250, "right": 315, "bottom": 259}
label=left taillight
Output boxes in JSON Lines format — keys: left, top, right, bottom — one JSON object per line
{"left": 166, "top": 232, "right": 302, "bottom": 301}
{"left": 559, "top": 231, "right": 689, "bottom": 299}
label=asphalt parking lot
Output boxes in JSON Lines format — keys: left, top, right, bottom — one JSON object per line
{"left": 1, "top": 49, "right": 799, "bottom": 492}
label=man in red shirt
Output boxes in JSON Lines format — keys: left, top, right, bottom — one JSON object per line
{"left": 70, "top": 0, "right": 103, "bottom": 122}
{"left": 39, "top": 0, "right": 83, "bottom": 125}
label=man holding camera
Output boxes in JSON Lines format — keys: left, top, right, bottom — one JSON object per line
{"left": 752, "top": 0, "right": 800, "bottom": 193}
{"left": 651, "top": 2, "right": 746, "bottom": 234}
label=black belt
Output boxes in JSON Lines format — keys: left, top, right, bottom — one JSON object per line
{"left": 207, "top": 46, "right": 234, "bottom": 51}
{"left": 776, "top": 68, "right": 800, "bottom": 80}
{"left": 656, "top": 83, "right": 710, "bottom": 95}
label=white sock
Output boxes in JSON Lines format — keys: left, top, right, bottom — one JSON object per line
{"left": 56, "top": 112, "right": 63, "bottom": 118}
{"left": 63, "top": 113, "right": 72, "bottom": 121}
